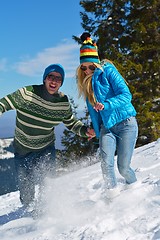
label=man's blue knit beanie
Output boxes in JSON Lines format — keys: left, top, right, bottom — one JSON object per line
{"left": 43, "top": 64, "right": 65, "bottom": 86}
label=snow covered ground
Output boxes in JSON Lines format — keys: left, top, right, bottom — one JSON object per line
{"left": 0, "top": 139, "right": 160, "bottom": 240}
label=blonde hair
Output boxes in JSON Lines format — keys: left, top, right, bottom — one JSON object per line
{"left": 76, "top": 59, "right": 121, "bottom": 106}
{"left": 76, "top": 63, "right": 102, "bottom": 106}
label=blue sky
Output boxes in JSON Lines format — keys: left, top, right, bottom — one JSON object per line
{"left": 0, "top": 0, "right": 86, "bottom": 109}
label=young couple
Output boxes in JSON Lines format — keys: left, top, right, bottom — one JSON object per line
{"left": 0, "top": 32, "right": 138, "bottom": 209}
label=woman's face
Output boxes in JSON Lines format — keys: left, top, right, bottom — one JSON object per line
{"left": 80, "top": 62, "right": 96, "bottom": 75}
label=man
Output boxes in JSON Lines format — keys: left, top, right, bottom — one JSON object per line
{"left": 0, "top": 63, "right": 95, "bottom": 209}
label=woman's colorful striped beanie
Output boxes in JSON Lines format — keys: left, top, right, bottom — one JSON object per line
{"left": 80, "top": 32, "right": 100, "bottom": 64}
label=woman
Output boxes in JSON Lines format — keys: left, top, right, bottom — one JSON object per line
{"left": 76, "top": 32, "right": 138, "bottom": 199}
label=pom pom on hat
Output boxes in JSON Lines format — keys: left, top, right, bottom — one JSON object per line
{"left": 80, "top": 32, "right": 100, "bottom": 64}
{"left": 43, "top": 64, "right": 65, "bottom": 85}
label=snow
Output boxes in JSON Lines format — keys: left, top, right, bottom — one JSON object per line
{"left": 0, "top": 139, "right": 160, "bottom": 240}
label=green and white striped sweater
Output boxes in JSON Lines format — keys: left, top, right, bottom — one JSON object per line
{"left": 0, "top": 85, "right": 87, "bottom": 156}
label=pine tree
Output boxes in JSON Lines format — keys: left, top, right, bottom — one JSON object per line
{"left": 126, "top": 0, "right": 160, "bottom": 144}
{"left": 75, "top": 0, "right": 160, "bottom": 145}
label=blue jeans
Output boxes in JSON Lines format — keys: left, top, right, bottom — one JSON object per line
{"left": 14, "top": 145, "right": 56, "bottom": 206}
{"left": 99, "top": 117, "right": 138, "bottom": 189}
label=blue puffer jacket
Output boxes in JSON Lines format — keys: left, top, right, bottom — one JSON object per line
{"left": 86, "top": 62, "right": 137, "bottom": 138}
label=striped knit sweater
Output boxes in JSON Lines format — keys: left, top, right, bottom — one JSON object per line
{"left": 0, "top": 85, "right": 88, "bottom": 156}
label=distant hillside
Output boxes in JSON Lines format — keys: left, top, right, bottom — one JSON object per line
{"left": 0, "top": 111, "right": 16, "bottom": 138}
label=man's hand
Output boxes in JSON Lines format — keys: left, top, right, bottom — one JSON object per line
{"left": 86, "top": 128, "right": 96, "bottom": 140}
{"left": 93, "top": 102, "right": 104, "bottom": 112}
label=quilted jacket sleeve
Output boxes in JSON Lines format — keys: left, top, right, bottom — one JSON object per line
{"left": 101, "top": 64, "right": 132, "bottom": 111}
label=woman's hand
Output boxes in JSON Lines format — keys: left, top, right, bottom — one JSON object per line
{"left": 93, "top": 102, "right": 104, "bottom": 112}
{"left": 86, "top": 128, "right": 96, "bottom": 140}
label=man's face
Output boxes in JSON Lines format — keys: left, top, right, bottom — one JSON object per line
{"left": 44, "top": 71, "right": 62, "bottom": 94}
